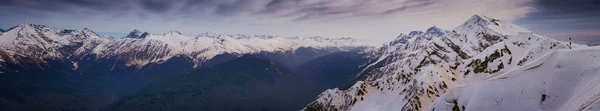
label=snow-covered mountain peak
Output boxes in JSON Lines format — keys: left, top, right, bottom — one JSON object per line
{"left": 0, "top": 23, "right": 113, "bottom": 60}
{"left": 14, "top": 23, "right": 51, "bottom": 31}
{"left": 425, "top": 26, "right": 445, "bottom": 36}
{"left": 16, "top": 23, "right": 33, "bottom": 27}
{"left": 383, "top": 26, "right": 446, "bottom": 48}
{"left": 408, "top": 31, "right": 424, "bottom": 36}
{"left": 402, "top": 26, "right": 448, "bottom": 38}
{"left": 126, "top": 29, "right": 149, "bottom": 38}
{"left": 162, "top": 31, "right": 182, "bottom": 36}
{"left": 468, "top": 14, "right": 491, "bottom": 24}
{"left": 198, "top": 31, "right": 217, "bottom": 37}
{"left": 80, "top": 28, "right": 100, "bottom": 36}
{"left": 14, "top": 23, "right": 59, "bottom": 31}
{"left": 455, "top": 14, "right": 530, "bottom": 36}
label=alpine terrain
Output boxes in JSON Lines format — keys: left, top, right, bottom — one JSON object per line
{"left": 2, "top": 0, "right": 598, "bottom": 110}
{"left": 303, "top": 14, "right": 596, "bottom": 111}
{"left": 1, "top": 14, "right": 598, "bottom": 111}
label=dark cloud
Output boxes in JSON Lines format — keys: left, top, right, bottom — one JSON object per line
{"left": 139, "top": 0, "right": 175, "bottom": 14}
{"left": 0, "top": 0, "right": 441, "bottom": 21}
{"left": 0, "top": 0, "right": 129, "bottom": 12}
{"left": 213, "top": 0, "right": 260, "bottom": 16}
{"left": 383, "top": 0, "right": 436, "bottom": 14}
{"left": 516, "top": 0, "right": 600, "bottom": 40}
{"left": 532, "top": 0, "right": 600, "bottom": 18}
{"left": 61, "top": 0, "right": 126, "bottom": 10}
{"left": 525, "top": 0, "right": 600, "bottom": 26}
{"left": 0, "top": 0, "right": 70, "bottom": 12}
{"left": 259, "top": 0, "right": 440, "bottom": 21}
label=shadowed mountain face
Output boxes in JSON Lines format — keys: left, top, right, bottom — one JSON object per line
{"left": 0, "top": 46, "right": 361, "bottom": 111}
{"left": 111, "top": 55, "right": 323, "bottom": 111}
{"left": 0, "top": 55, "right": 201, "bottom": 111}
{"left": 297, "top": 50, "right": 373, "bottom": 89}
{"left": 0, "top": 59, "right": 88, "bottom": 111}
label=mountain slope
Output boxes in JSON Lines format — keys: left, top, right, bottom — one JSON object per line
{"left": 303, "top": 15, "right": 584, "bottom": 111}
{"left": 0, "top": 60, "right": 94, "bottom": 111}
{"left": 297, "top": 49, "right": 373, "bottom": 89}
{"left": 111, "top": 55, "right": 322, "bottom": 111}
{"left": 429, "top": 46, "right": 600, "bottom": 111}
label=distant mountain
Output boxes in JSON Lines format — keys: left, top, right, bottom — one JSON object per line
{"left": 574, "top": 37, "right": 600, "bottom": 46}
{"left": 304, "top": 15, "right": 585, "bottom": 111}
{"left": 0, "top": 24, "right": 370, "bottom": 110}
{"left": 111, "top": 55, "right": 322, "bottom": 111}
{"left": 124, "top": 29, "right": 149, "bottom": 39}
{"left": 0, "top": 23, "right": 366, "bottom": 69}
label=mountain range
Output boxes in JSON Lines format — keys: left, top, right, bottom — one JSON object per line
{"left": 0, "top": 23, "right": 370, "bottom": 110}
{"left": 0, "top": 23, "right": 365, "bottom": 69}
{"left": 1, "top": 14, "right": 599, "bottom": 111}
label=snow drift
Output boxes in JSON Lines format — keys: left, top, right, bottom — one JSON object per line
{"left": 429, "top": 46, "right": 600, "bottom": 111}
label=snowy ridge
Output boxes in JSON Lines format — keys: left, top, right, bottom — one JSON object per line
{"left": 429, "top": 46, "right": 600, "bottom": 111}
{"left": 125, "top": 29, "right": 149, "bottom": 39}
{"left": 0, "top": 24, "right": 368, "bottom": 69}
{"left": 0, "top": 24, "right": 110, "bottom": 64}
{"left": 303, "top": 15, "right": 585, "bottom": 111}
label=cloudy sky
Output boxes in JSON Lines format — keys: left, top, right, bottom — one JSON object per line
{"left": 0, "top": 0, "right": 598, "bottom": 45}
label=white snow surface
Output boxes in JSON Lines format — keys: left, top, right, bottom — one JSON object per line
{"left": 303, "top": 15, "right": 586, "bottom": 111}
{"left": 429, "top": 46, "right": 600, "bottom": 111}
{"left": 0, "top": 27, "right": 18, "bottom": 47}
{"left": 0, "top": 23, "right": 368, "bottom": 68}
